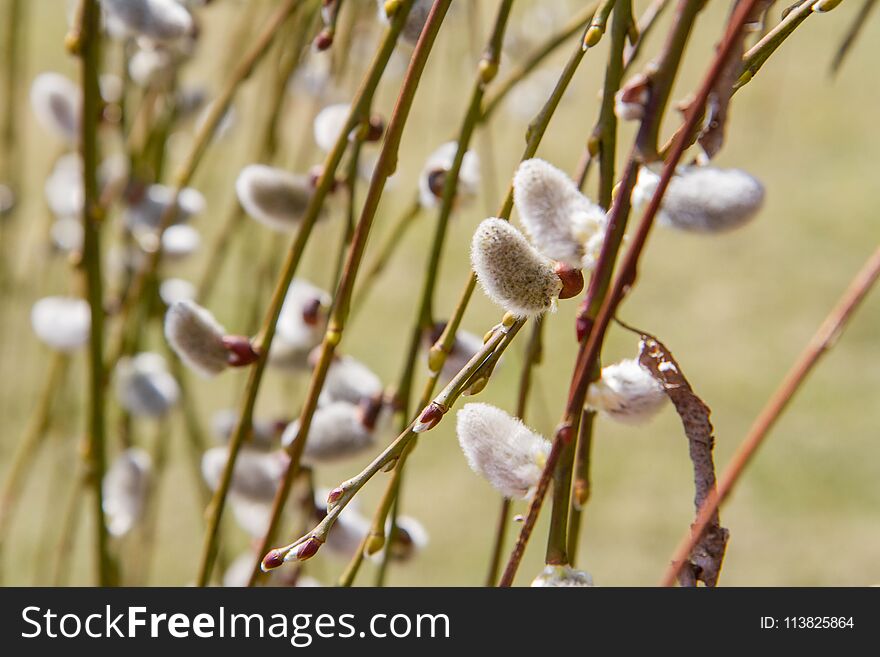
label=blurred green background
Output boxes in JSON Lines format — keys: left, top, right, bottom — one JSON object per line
{"left": 1, "top": 0, "right": 878, "bottom": 587}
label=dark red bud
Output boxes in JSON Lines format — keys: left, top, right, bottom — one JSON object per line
{"left": 358, "top": 394, "right": 384, "bottom": 432}
{"left": 223, "top": 335, "right": 259, "bottom": 367}
{"left": 315, "top": 29, "right": 333, "bottom": 51}
{"left": 557, "top": 423, "right": 575, "bottom": 445}
{"left": 261, "top": 549, "right": 285, "bottom": 571}
{"left": 301, "top": 297, "right": 323, "bottom": 327}
{"left": 295, "top": 537, "right": 322, "bottom": 561}
{"left": 327, "top": 487, "right": 344, "bottom": 504}
{"left": 555, "top": 263, "right": 584, "bottom": 300}
{"left": 413, "top": 401, "right": 446, "bottom": 433}
{"left": 365, "top": 114, "right": 385, "bottom": 142}
{"left": 576, "top": 315, "right": 591, "bottom": 343}
{"left": 308, "top": 165, "right": 340, "bottom": 192}
{"left": 427, "top": 168, "right": 447, "bottom": 199}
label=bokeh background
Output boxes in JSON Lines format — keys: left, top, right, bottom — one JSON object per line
{"left": 0, "top": 0, "right": 878, "bottom": 586}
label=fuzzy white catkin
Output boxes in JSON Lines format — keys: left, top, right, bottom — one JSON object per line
{"left": 201, "top": 446, "right": 287, "bottom": 503}
{"left": 471, "top": 217, "right": 562, "bottom": 317}
{"left": 30, "top": 72, "right": 81, "bottom": 144}
{"left": 531, "top": 565, "right": 595, "bottom": 587}
{"left": 235, "top": 164, "right": 313, "bottom": 232}
{"left": 632, "top": 166, "right": 765, "bottom": 233}
{"left": 271, "top": 278, "right": 330, "bottom": 368}
{"left": 102, "top": 0, "right": 194, "bottom": 43}
{"left": 115, "top": 353, "right": 180, "bottom": 417}
{"left": 513, "top": 158, "right": 607, "bottom": 269}
{"left": 164, "top": 300, "right": 229, "bottom": 377}
{"left": 128, "top": 46, "right": 175, "bottom": 88}
{"left": 44, "top": 154, "right": 83, "bottom": 219}
{"left": 31, "top": 296, "right": 91, "bottom": 352}
{"left": 312, "top": 103, "right": 351, "bottom": 153}
{"left": 281, "top": 401, "right": 375, "bottom": 464}
{"left": 320, "top": 355, "right": 383, "bottom": 405}
{"left": 456, "top": 403, "right": 551, "bottom": 499}
{"left": 211, "top": 409, "right": 279, "bottom": 451}
{"left": 102, "top": 448, "right": 152, "bottom": 537}
{"left": 376, "top": 0, "right": 435, "bottom": 44}
{"left": 158, "top": 224, "right": 200, "bottom": 259}
{"left": 124, "top": 183, "right": 205, "bottom": 231}
{"left": 586, "top": 358, "right": 667, "bottom": 424}
{"left": 158, "top": 278, "right": 196, "bottom": 305}
{"left": 417, "top": 141, "right": 480, "bottom": 209}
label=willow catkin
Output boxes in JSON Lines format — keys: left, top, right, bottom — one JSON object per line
{"left": 102, "top": 448, "right": 152, "bottom": 537}
{"left": 632, "top": 166, "right": 765, "bottom": 233}
{"left": 102, "top": 0, "right": 195, "bottom": 43}
{"left": 201, "top": 446, "right": 287, "bottom": 504}
{"left": 471, "top": 218, "right": 562, "bottom": 317}
{"left": 164, "top": 300, "right": 230, "bottom": 377}
{"left": 235, "top": 164, "right": 313, "bottom": 232}
{"left": 30, "top": 296, "right": 91, "bottom": 352}
{"left": 455, "top": 403, "right": 551, "bottom": 499}
{"left": 586, "top": 357, "right": 667, "bottom": 424}
{"left": 124, "top": 183, "right": 206, "bottom": 231}
{"left": 312, "top": 103, "right": 351, "bottom": 153}
{"left": 513, "top": 158, "right": 607, "bottom": 268}
{"left": 281, "top": 401, "right": 375, "bottom": 464}
{"left": 114, "top": 353, "right": 180, "bottom": 418}
{"left": 531, "top": 565, "right": 595, "bottom": 587}
{"left": 320, "top": 355, "right": 383, "bottom": 405}
{"left": 30, "top": 72, "right": 81, "bottom": 144}
{"left": 417, "top": 141, "right": 480, "bottom": 209}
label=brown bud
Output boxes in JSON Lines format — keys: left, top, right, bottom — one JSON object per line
{"left": 413, "top": 401, "right": 446, "bottom": 433}
{"left": 294, "top": 537, "right": 322, "bottom": 561}
{"left": 555, "top": 263, "right": 584, "bottom": 300}
{"left": 327, "top": 486, "right": 344, "bottom": 505}
{"left": 223, "top": 335, "right": 259, "bottom": 367}
{"left": 358, "top": 393, "right": 384, "bottom": 431}
{"left": 365, "top": 114, "right": 385, "bottom": 142}
{"left": 301, "top": 297, "right": 323, "bottom": 327}
{"left": 261, "top": 549, "right": 285, "bottom": 571}
{"left": 314, "top": 29, "right": 334, "bottom": 51}
{"left": 426, "top": 169, "right": 447, "bottom": 200}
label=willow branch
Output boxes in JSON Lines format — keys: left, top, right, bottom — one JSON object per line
{"left": 660, "top": 243, "right": 880, "bottom": 587}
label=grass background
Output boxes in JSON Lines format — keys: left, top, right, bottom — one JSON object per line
{"left": 1, "top": 0, "right": 878, "bottom": 586}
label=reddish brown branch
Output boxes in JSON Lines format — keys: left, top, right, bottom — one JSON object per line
{"left": 660, "top": 244, "right": 880, "bottom": 587}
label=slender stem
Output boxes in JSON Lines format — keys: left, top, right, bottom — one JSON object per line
{"left": 660, "top": 243, "right": 880, "bottom": 587}
{"left": 480, "top": 2, "right": 598, "bottom": 122}
{"left": 0, "top": 353, "right": 68, "bottom": 561}
{"left": 194, "top": 0, "right": 430, "bottom": 587}
{"left": 0, "top": 0, "right": 24, "bottom": 191}
{"left": 636, "top": 0, "right": 706, "bottom": 161}
{"left": 830, "top": 0, "right": 877, "bottom": 76}
{"left": 566, "top": 408, "right": 595, "bottom": 563}
{"left": 501, "top": 0, "right": 759, "bottom": 586}
{"left": 108, "top": 0, "right": 301, "bottom": 368}
{"left": 51, "top": 477, "right": 84, "bottom": 586}
{"left": 75, "top": 0, "right": 113, "bottom": 587}
{"left": 735, "top": 0, "right": 814, "bottom": 90}
{"left": 352, "top": 196, "right": 421, "bottom": 315}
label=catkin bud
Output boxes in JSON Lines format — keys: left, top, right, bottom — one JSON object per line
{"left": 282, "top": 401, "right": 376, "bottom": 464}
{"left": 102, "top": 0, "right": 195, "bottom": 43}
{"left": 235, "top": 164, "right": 313, "bottom": 232}
{"left": 383, "top": 515, "right": 428, "bottom": 562}
{"left": 614, "top": 74, "right": 650, "bottom": 122}
{"left": 211, "top": 409, "right": 285, "bottom": 451}
{"left": 312, "top": 103, "right": 352, "bottom": 153}
{"left": 513, "top": 159, "right": 607, "bottom": 269}
{"left": 269, "top": 280, "right": 330, "bottom": 372}
{"left": 30, "top": 72, "right": 81, "bottom": 144}
{"left": 201, "top": 446, "right": 287, "bottom": 503}
{"left": 471, "top": 218, "right": 562, "bottom": 317}
{"left": 417, "top": 141, "right": 480, "bottom": 209}
{"left": 124, "top": 183, "right": 205, "bottom": 231}
{"left": 632, "top": 166, "right": 765, "bottom": 233}
{"left": 102, "top": 448, "right": 152, "bottom": 537}
{"left": 586, "top": 357, "right": 667, "bottom": 424}
{"left": 320, "top": 355, "right": 383, "bottom": 405}
{"left": 30, "top": 296, "right": 91, "bottom": 352}
{"left": 164, "top": 300, "right": 231, "bottom": 377}
{"left": 158, "top": 278, "right": 196, "bottom": 306}
{"left": 115, "top": 353, "right": 180, "bottom": 418}
{"left": 456, "top": 403, "right": 551, "bottom": 499}
{"left": 531, "top": 564, "right": 595, "bottom": 587}
{"left": 128, "top": 46, "right": 176, "bottom": 89}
